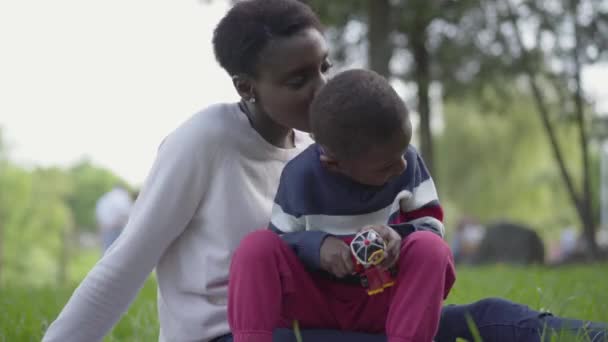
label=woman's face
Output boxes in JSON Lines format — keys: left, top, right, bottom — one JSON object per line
{"left": 251, "top": 28, "right": 331, "bottom": 132}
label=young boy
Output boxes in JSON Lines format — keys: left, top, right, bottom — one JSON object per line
{"left": 228, "top": 69, "right": 456, "bottom": 342}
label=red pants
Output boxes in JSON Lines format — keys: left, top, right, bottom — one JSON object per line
{"left": 228, "top": 230, "right": 456, "bottom": 342}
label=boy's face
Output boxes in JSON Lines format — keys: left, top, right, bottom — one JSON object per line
{"left": 323, "top": 120, "right": 412, "bottom": 187}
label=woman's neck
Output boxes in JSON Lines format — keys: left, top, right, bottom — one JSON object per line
{"left": 240, "top": 101, "right": 295, "bottom": 149}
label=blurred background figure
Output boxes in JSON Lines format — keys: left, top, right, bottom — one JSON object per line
{"left": 472, "top": 221, "right": 545, "bottom": 265}
{"left": 452, "top": 218, "right": 546, "bottom": 265}
{"left": 95, "top": 184, "right": 133, "bottom": 253}
{"left": 451, "top": 217, "right": 485, "bottom": 264}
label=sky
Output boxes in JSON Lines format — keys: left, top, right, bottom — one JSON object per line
{"left": 1, "top": 0, "right": 607, "bottom": 186}
{"left": 0, "top": 0, "right": 236, "bottom": 185}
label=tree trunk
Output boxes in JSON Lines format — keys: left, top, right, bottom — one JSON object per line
{"left": 367, "top": 0, "right": 392, "bottom": 78}
{"left": 411, "top": 25, "right": 434, "bottom": 176}
{"left": 569, "top": 0, "right": 598, "bottom": 258}
{"left": 505, "top": 0, "right": 598, "bottom": 259}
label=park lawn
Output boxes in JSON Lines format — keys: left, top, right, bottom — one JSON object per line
{"left": 1, "top": 262, "right": 607, "bottom": 341}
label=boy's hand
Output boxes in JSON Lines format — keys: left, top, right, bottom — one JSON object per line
{"left": 361, "top": 225, "right": 402, "bottom": 270}
{"left": 320, "top": 236, "right": 354, "bottom": 278}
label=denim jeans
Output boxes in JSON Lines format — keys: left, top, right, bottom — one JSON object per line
{"left": 213, "top": 297, "right": 607, "bottom": 341}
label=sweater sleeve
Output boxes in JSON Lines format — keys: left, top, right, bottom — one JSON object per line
{"left": 268, "top": 166, "right": 329, "bottom": 271}
{"left": 42, "top": 118, "right": 220, "bottom": 342}
{"left": 394, "top": 147, "right": 445, "bottom": 238}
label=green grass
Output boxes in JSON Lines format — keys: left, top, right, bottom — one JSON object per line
{"left": 1, "top": 263, "right": 607, "bottom": 341}
{"left": 0, "top": 279, "right": 159, "bottom": 342}
{"left": 446, "top": 264, "right": 608, "bottom": 320}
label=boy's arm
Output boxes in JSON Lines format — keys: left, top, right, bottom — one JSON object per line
{"left": 268, "top": 171, "right": 329, "bottom": 271}
{"left": 394, "top": 200, "right": 444, "bottom": 237}
{"left": 394, "top": 148, "right": 445, "bottom": 238}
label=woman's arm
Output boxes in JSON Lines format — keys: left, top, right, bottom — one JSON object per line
{"left": 43, "top": 121, "right": 219, "bottom": 342}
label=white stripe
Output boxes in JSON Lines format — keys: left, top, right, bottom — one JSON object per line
{"left": 270, "top": 204, "right": 304, "bottom": 233}
{"left": 304, "top": 203, "right": 398, "bottom": 235}
{"left": 272, "top": 185, "right": 438, "bottom": 236}
{"left": 400, "top": 178, "right": 438, "bottom": 212}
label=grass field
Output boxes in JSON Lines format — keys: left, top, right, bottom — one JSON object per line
{"left": 1, "top": 260, "right": 607, "bottom": 341}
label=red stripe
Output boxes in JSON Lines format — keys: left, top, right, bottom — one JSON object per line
{"left": 393, "top": 205, "right": 443, "bottom": 224}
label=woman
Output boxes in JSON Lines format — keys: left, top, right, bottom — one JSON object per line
{"left": 43, "top": 1, "right": 606, "bottom": 341}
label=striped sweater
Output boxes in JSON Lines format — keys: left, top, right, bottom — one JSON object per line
{"left": 269, "top": 144, "right": 444, "bottom": 270}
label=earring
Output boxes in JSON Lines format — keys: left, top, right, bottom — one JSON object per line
{"left": 248, "top": 97, "right": 256, "bottom": 104}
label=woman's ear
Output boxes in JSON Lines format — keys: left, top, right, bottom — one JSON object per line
{"left": 232, "top": 75, "right": 255, "bottom": 102}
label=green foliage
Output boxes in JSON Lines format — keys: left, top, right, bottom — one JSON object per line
{"left": 0, "top": 133, "right": 129, "bottom": 286}
{"left": 589, "top": 149, "right": 602, "bottom": 225}
{"left": 306, "top": 0, "right": 367, "bottom": 68}
{"left": 0, "top": 163, "right": 35, "bottom": 282}
{"left": 435, "top": 87, "right": 597, "bottom": 236}
{"left": 307, "top": 0, "right": 365, "bottom": 26}
{"left": 66, "top": 160, "right": 127, "bottom": 233}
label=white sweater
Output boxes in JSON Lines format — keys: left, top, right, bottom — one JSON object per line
{"left": 43, "top": 103, "right": 313, "bottom": 342}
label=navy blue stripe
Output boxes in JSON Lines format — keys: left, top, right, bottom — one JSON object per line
{"left": 275, "top": 144, "right": 431, "bottom": 218}
{"left": 268, "top": 221, "right": 328, "bottom": 271}
{"left": 390, "top": 222, "right": 419, "bottom": 238}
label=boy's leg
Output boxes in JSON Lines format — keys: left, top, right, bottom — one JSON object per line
{"left": 228, "top": 230, "right": 339, "bottom": 342}
{"left": 436, "top": 297, "right": 607, "bottom": 342}
{"left": 385, "top": 231, "right": 456, "bottom": 342}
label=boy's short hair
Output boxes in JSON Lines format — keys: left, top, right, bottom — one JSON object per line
{"left": 310, "top": 69, "right": 410, "bottom": 159}
{"left": 213, "top": 0, "right": 322, "bottom": 77}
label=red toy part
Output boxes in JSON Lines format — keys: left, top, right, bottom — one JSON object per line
{"left": 349, "top": 229, "right": 397, "bottom": 295}
{"left": 361, "top": 267, "right": 395, "bottom": 295}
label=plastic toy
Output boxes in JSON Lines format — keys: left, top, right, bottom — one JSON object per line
{"left": 349, "top": 229, "right": 396, "bottom": 295}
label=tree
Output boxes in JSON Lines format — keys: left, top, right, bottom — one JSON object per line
{"left": 367, "top": 0, "right": 391, "bottom": 77}
{"left": 0, "top": 129, "right": 5, "bottom": 283}
{"left": 0, "top": 146, "right": 35, "bottom": 285}
{"left": 309, "top": 0, "right": 607, "bottom": 258}
{"left": 494, "top": 0, "right": 608, "bottom": 258}
{"left": 436, "top": 87, "right": 584, "bottom": 237}
{"left": 209, "top": 0, "right": 607, "bottom": 255}
{"left": 309, "top": 0, "right": 488, "bottom": 176}
{"left": 0, "top": 130, "right": 33, "bottom": 284}
{"left": 0, "top": 130, "right": 130, "bottom": 285}
{"left": 29, "top": 167, "right": 74, "bottom": 285}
